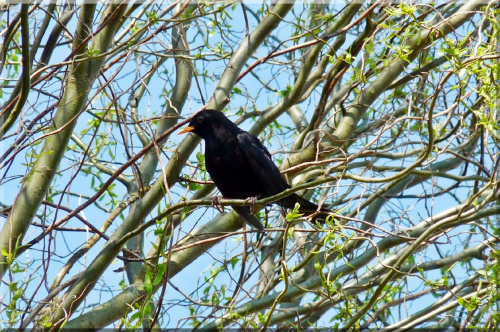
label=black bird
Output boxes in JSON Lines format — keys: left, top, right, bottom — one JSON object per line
{"left": 178, "top": 109, "right": 329, "bottom": 231}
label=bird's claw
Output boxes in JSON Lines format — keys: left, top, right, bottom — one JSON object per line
{"left": 212, "top": 196, "right": 225, "bottom": 213}
{"left": 245, "top": 195, "right": 261, "bottom": 214}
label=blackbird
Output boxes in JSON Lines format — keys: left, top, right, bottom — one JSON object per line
{"left": 178, "top": 109, "right": 329, "bottom": 231}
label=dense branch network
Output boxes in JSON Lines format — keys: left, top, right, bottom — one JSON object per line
{"left": 0, "top": 1, "right": 498, "bottom": 330}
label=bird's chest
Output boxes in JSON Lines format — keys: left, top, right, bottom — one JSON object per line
{"left": 204, "top": 137, "right": 263, "bottom": 198}
{"left": 205, "top": 137, "right": 249, "bottom": 176}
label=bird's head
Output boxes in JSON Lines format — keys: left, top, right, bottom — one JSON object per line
{"left": 178, "top": 109, "right": 234, "bottom": 139}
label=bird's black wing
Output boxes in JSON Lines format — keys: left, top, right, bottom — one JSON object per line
{"left": 236, "top": 131, "right": 289, "bottom": 199}
{"left": 237, "top": 131, "right": 330, "bottom": 224}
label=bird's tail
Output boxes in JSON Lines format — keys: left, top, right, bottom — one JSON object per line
{"left": 232, "top": 205, "right": 265, "bottom": 231}
{"left": 279, "top": 194, "right": 331, "bottom": 223}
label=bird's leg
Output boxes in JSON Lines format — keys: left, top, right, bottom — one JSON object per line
{"left": 212, "top": 196, "right": 225, "bottom": 213}
{"left": 245, "top": 195, "right": 261, "bottom": 214}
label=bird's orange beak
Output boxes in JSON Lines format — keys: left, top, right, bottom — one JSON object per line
{"left": 178, "top": 126, "right": 195, "bottom": 135}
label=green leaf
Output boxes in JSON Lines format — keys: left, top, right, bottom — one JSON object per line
{"left": 286, "top": 203, "right": 304, "bottom": 221}
{"left": 153, "top": 263, "right": 166, "bottom": 286}
{"left": 145, "top": 268, "right": 153, "bottom": 293}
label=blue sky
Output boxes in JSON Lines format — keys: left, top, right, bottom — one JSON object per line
{"left": 1, "top": 2, "right": 493, "bottom": 328}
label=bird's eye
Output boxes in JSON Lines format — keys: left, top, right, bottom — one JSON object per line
{"left": 197, "top": 116, "right": 204, "bottom": 124}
